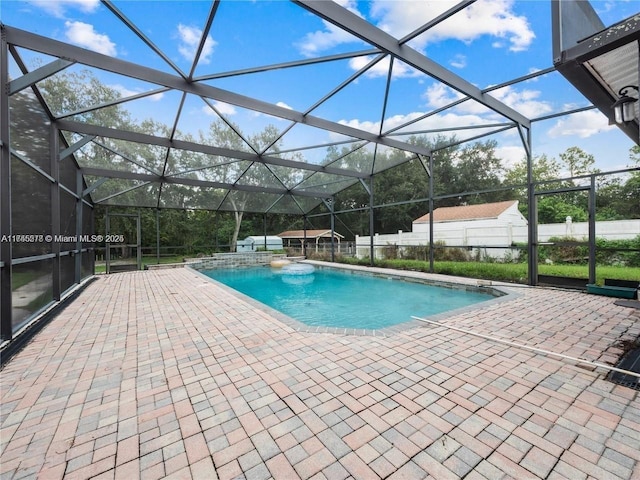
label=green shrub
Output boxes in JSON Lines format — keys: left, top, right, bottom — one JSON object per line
{"left": 519, "top": 235, "right": 640, "bottom": 267}
{"left": 400, "top": 241, "right": 469, "bottom": 262}
{"left": 332, "top": 257, "right": 640, "bottom": 284}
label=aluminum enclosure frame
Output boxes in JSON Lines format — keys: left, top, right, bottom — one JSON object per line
{"left": 2, "top": 0, "right": 639, "bottom": 342}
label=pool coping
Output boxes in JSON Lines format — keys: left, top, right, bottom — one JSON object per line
{"left": 189, "top": 261, "right": 522, "bottom": 337}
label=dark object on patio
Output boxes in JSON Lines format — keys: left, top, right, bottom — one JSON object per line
{"left": 614, "top": 299, "right": 640, "bottom": 309}
{"left": 109, "top": 263, "right": 138, "bottom": 273}
{"left": 604, "top": 278, "right": 639, "bottom": 289}
{"left": 587, "top": 284, "right": 637, "bottom": 299}
{"left": 538, "top": 275, "right": 587, "bottom": 290}
{"left": 608, "top": 346, "right": 640, "bottom": 391}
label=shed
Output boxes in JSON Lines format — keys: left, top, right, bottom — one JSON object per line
{"left": 236, "top": 235, "right": 283, "bottom": 252}
{"left": 278, "top": 229, "right": 344, "bottom": 253}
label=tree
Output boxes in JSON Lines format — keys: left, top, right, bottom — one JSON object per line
{"left": 620, "top": 145, "right": 640, "bottom": 219}
{"left": 504, "top": 154, "right": 564, "bottom": 221}
{"left": 559, "top": 146, "right": 596, "bottom": 178}
{"left": 454, "top": 140, "right": 506, "bottom": 202}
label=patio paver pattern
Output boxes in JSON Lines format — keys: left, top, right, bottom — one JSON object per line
{"left": 1, "top": 267, "right": 639, "bottom": 479}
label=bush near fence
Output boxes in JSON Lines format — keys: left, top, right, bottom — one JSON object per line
{"left": 516, "top": 235, "right": 640, "bottom": 267}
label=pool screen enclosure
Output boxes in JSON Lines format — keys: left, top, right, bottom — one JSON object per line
{"left": 1, "top": 0, "right": 639, "bottom": 342}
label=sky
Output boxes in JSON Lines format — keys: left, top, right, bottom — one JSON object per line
{"left": 2, "top": 0, "right": 640, "bottom": 176}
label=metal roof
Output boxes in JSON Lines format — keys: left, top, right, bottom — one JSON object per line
{"left": 552, "top": 1, "right": 640, "bottom": 144}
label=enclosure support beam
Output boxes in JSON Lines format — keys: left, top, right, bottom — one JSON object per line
{"left": 105, "top": 208, "right": 110, "bottom": 274}
{"left": 369, "top": 178, "right": 375, "bottom": 266}
{"left": 8, "top": 58, "right": 73, "bottom": 95}
{"left": 136, "top": 210, "right": 142, "bottom": 271}
{"left": 0, "top": 28, "right": 13, "bottom": 340}
{"left": 522, "top": 126, "right": 537, "bottom": 286}
{"left": 303, "top": 216, "right": 308, "bottom": 258}
{"left": 295, "top": 0, "right": 530, "bottom": 128}
{"left": 588, "top": 176, "right": 596, "bottom": 284}
{"left": 65, "top": 120, "right": 370, "bottom": 180}
{"left": 263, "top": 214, "right": 268, "bottom": 251}
{"left": 75, "top": 169, "right": 83, "bottom": 284}
{"left": 90, "top": 207, "right": 95, "bottom": 274}
{"left": 322, "top": 198, "right": 336, "bottom": 262}
{"left": 428, "top": 155, "right": 434, "bottom": 273}
{"left": 156, "top": 209, "right": 160, "bottom": 265}
{"left": 59, "top": 135, "right": 95, "bottom": 162}
{"left": 82, "top": 166, "right": 337, "bottom": 200}
{"left": 4, "top": 27, "right": 430, "bottom": 158}
{"left": 50, "top": 124, "right": 61, "bottom": 301}
{"left": 330, "top": 198, "right": 336, "bottom": 263}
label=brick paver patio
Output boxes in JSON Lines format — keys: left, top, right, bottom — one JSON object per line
{"left": 1, "top": 266, "right": 639, "bottom": 479}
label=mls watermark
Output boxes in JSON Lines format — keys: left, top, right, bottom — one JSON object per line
{"left": 1, "top": 234, "right": 125, "bottom": 243}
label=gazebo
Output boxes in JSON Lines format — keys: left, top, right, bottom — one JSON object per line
{"left": 278, "top": 229, "right": 345, "bottom": 254}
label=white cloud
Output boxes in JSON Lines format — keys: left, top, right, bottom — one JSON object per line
{"left": 423, "top": 83, "right": 492, "bottom": 115}
{"left": 276, "top": 101, "right": 293, "bottom": 110}
{"left": 449, "top": 54, "right": 467, "bottom": 69}
{"left": 423, "top": 82, "right": 553, "bottom": 120}
{"left": 296, "top": 0, "right": 533, "bottom": 62}
{"left": 64, "top": 21, "right": 116, "bottom": 56}
{"left": 30, "top": 0, "right": 99, "bottom": 18}
{"left": 547, "top": 110, "right": 616, "bottom": 139}
{"left": 370, "top": 0, "right": 534, "bottom": 52}
{"left": 423, "top": 83, "right": 464, "bottom": 108}
{"left": 177, "top": 24, "right": 216, "bottom": 64}
{"left": 296, "top": 0, "right": 368, "bottom": 57}
{"left": 335, "top": 110, "right": 503, "bottom": 142}
{"left": 488, "top": 85, "right": 553, "bottom": 119}
{"left": 110, "top": 84, "right": 137, "bottom": 98}
{"left": 495, "top": 145, "right": 526, "bottom": 168}
{"left": 297, "top": 22, "right": 362, "bottom": 58}
{"left": 202, "top": 101, "right": 236, "bottom": 117}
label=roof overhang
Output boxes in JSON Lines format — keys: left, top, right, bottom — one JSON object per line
{"left": 552, "top": 1, "right": 640, "bottom": 144}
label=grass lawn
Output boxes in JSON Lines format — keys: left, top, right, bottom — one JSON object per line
{"left": 89, "top": 255, "right": 640, "bottom": 285}
{"left": 12, "top": 271, "right": 40, "bottom": 290}
{"left": 94, "top": 255, "right": 186, "bottom": 274}
{"left": 340, "top": 257, "right": 640, "bottom": 285}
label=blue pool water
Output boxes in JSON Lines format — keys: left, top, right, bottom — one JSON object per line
{"left": 202, "top": 266, "right": 494, "bottom": 330}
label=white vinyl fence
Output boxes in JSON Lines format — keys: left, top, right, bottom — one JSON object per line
{"left": 355, "top": 218, "right": 640, "bottom": 260}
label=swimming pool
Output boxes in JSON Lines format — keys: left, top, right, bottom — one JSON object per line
{"left": 202, "top": 265, "right": 498, "bottom": 330}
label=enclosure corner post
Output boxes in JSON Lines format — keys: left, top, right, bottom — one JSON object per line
{"left": 369, "top": 176, "right": 374, "bottom": 267}
{"left": 50, "top": 123, "right": 61, "bottom": 301}
{"left": 303, "top": 216, "right": 307, "bottom": 257}
{"left": 136, "top": 210, "right": 142, "bottom": 271}
{"left": 105, "top": 207, "right": 110, "bottom": 274}
{"left": 156, "top": 208, "right": 160, "bottom": 265}
{"left": 0, "top": 25, "right": 13, "bottom": 340}
{"left": 330, "top": 197, "right": 335, "bottom": 263}
{"left": 75, "top": 168, "right": 83, "bottom": 284}
{"left": 522, "top": 126, "right": 537, "bottom": 286}
{"left": 428, "top": 155, "right": 434, "bottom": 273}
{"left": 263, "top": 213, "right": 267, "bottom": 251}
{"left": 588, "top": 175, "right": 596, "bottom": 284}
